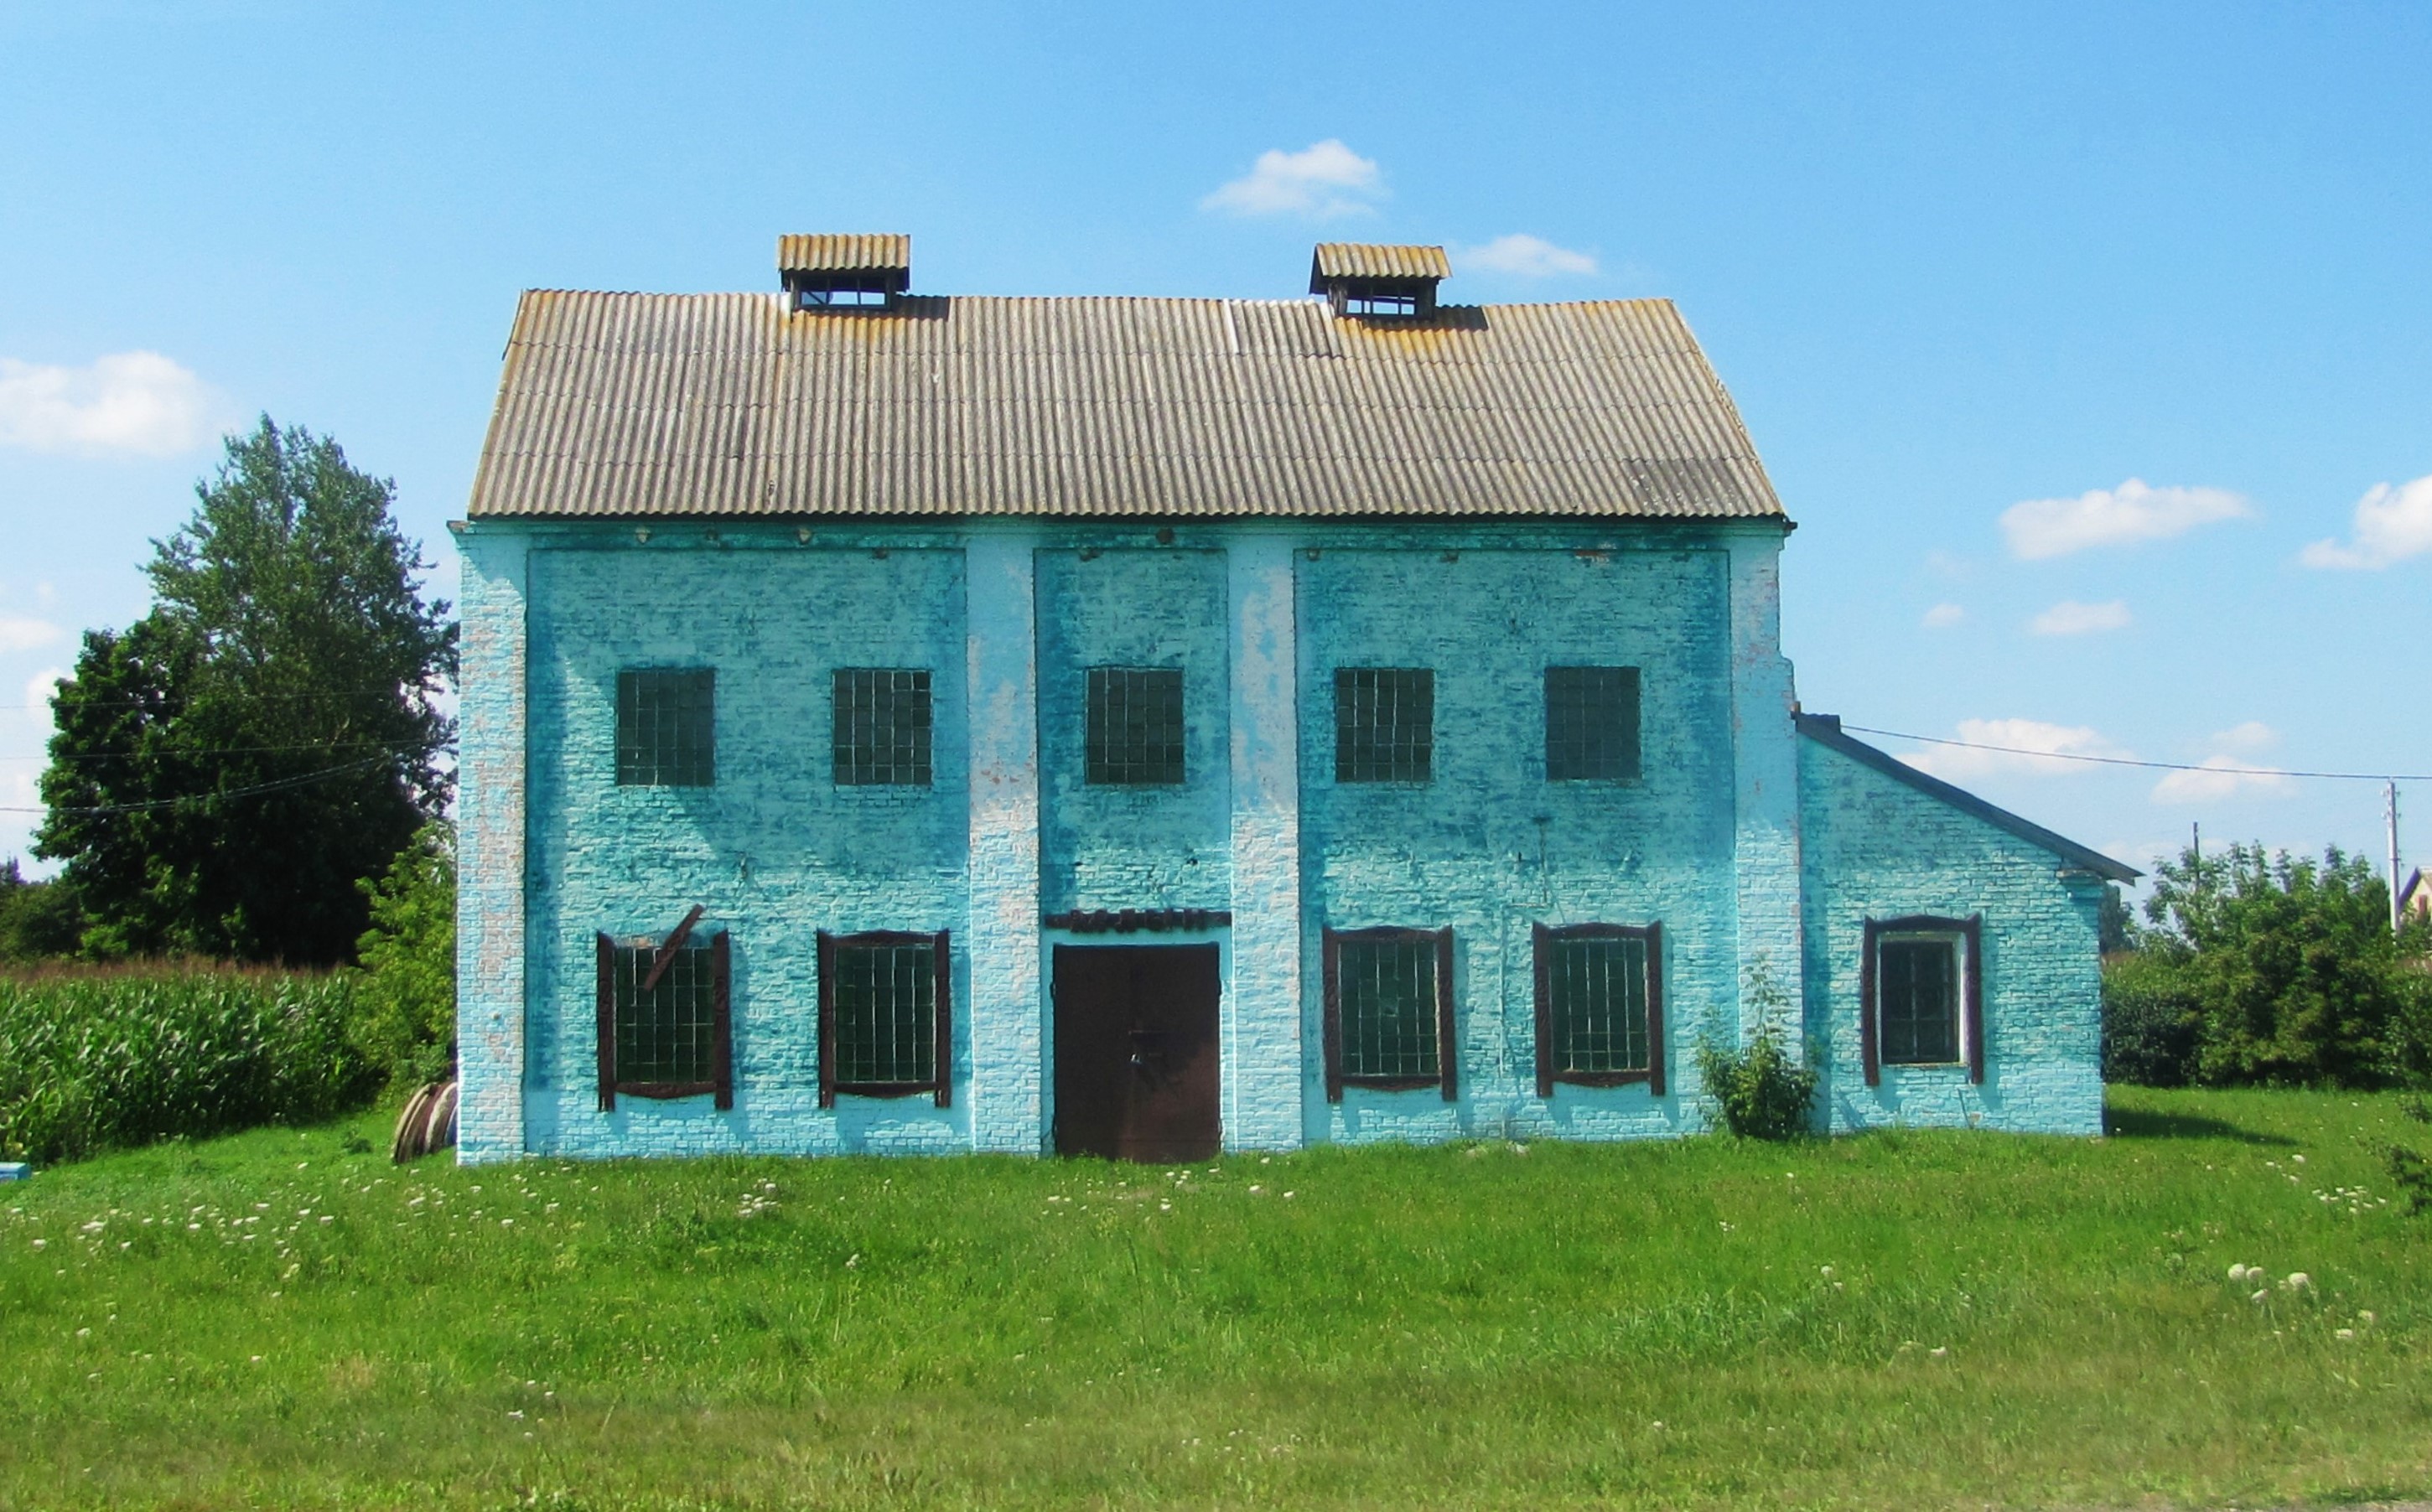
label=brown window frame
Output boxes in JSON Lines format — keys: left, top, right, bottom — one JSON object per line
{"left": 1859, "top": 914, "right": 1983, "bottom": 1086}
{"left": 594, "top": 905, "right": 731, "bottom": 1111}
{"left": 1320, "top": 925, "right": 1457, "bottom": 1103}
{"left": 1532, "top": 921, "right": 1664, "bottom": 1096}
{"left": 817, "top": 929, "right": 953, "bottom": 1108}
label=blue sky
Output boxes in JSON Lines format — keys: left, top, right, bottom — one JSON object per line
{"left": 2, "top": 1, "right": 2427, "bottom": 887}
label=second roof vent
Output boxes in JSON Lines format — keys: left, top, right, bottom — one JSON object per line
{"left": 1309, "top": 242, "right": 1449, "bottom": 319}
{"left": 780, "top": 234, "right": 910, "bottom": 311}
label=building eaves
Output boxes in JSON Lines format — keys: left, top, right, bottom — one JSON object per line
{"left": 1796, "top": 713, "right": 2141, "bottom": 883}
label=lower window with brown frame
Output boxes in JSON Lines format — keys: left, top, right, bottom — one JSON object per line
{"left": 818, "top": 930, "right": 952, "bottom": 1107}
{"left": 1532, "top": 921, "right": 1664, "bottom": 1096}
{"left": 1322, "top": 926, "right": 1457, "bottom": 1102}
{"left": 595, "top": 905, "right": 731, "bottom": 1111}
{"left": 1859, "top": 914, "right": 1983, "bottom": 1085}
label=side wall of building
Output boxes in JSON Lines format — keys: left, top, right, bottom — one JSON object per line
{"left": 1797, "top": 733, "right": 2107, "bottom": 1136}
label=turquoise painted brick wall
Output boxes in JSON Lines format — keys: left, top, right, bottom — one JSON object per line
{"left": 1036, "top": 548, "right": 1232, "bottom": 915}
{"left": 1294, "top": 543, "right": 1740, "bottom": 1146}
{"left": 456, "top": 518, "right": 1860, "bottom": 1161}
{"left": 521, "top": 539, "right": 972, "bottom": 1157}
{"left": 1797, "top": 732, "right": 2107, "bottom": 1136}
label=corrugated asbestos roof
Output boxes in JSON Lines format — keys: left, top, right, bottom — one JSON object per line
{"left": 1312, "top": 243, "right": 1450, "bottom": 281}
{"left": 777, "top": 234, "right": 910, "bottom": 274}
{"left": 466, "top": 292, "right": 1787, "bottom": 521}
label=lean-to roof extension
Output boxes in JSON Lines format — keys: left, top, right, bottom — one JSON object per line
{"left": 466, "top": 292, "right": 1786, "bottom": 521}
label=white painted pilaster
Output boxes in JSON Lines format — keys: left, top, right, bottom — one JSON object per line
{"left": 454, "top": 526, "right": 529, "bottom": 1163}
{"left": 1225, "top": 535, "right": 1305, "bottom": 1150}
{"left": 965, "top": 532, "right": 1045, "bottom": 1153}
{"left": 1725, "top": 529, "right": 1806, "bottom": 1049}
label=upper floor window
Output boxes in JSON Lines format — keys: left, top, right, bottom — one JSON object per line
{"left": 1323, "top": 926, "right": 1456, "bottom": 1102}
{"left": 819, "top": 930, "right": 952, "bottom": 1107}
{"left": 616, "top": 668, "right": 714, "bottom": 787}
{"left": 1545, "top": 665, "right": 1641, "bottom": 781}
{"left": 594, "top": 908, "right": 730, "bottom": 1110}
{"left": 1335, "top": 667, "right": 1434, "bottom": 783}
{"left": 1086, "top": 666, "right": 1185, "bottom": 785}
{"left": 1861, "top": 914, "right": 1983, "bottom": 1085}
{"left": 833, "top": 668, "right": 933, "bottom": 786}
{"left": 1532, "top": 922, "right": 1663, "bottom": 1095}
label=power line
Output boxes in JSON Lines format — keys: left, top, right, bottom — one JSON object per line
{"left": 1839, "top": 724, "right": 2431, "bottom": 783}
{"left": 0, "top": 743, "right": 450, "bottom": 817}
{"left": 0, "top": 739, "right": 454, "bottom": 764}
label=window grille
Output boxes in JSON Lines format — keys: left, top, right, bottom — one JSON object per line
{"left": 818, "top": 930, "right": 952, "bottom": 1106}
{"left": 1532, "top": 923, "right": 1663, "bottom": 1095}
{"left": 1323, "top": 926, "right": 1456, "bottom": 1101}
{"left": 1335, "top": 668, "right": 1434, "bottom": 783}
{"left": 615, "top": 668, "right": 715, "bottom": 787}
{"left": 1545, "top": 665, "right": 1641, "bottom": 781}
{"left": 833, "top": 668, "right": 932, "bottom": 786}
{"left": 1085, "top": 666, "right": 1185, "bottom": 785}
{"left": 1860, "top": 915, "right": 1983, "bottom": 1085}
{"left": 594, "top": 909, "right": 730, "bottom": 1110}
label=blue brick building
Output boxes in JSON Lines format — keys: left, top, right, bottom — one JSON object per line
{"left": 451, "top": 236, "right": 2135, "bottom": 1163}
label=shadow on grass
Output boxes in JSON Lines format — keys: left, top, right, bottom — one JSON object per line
{"left": 2105, "top": 1106, "right": 2296, "bottom": 1146}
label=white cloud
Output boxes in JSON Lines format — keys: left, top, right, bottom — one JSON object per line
{"left": 1923, "top": 549, "right": 1975, "bottom": 579}
{"left": 2299, "top": 474, "right": 2432, "bottom": 570}
{"left": 21, "top": 667, "right": 65, "bottom": 732}
{"left": 1457, "top": 234, "right": 1596, "bottom": 277}
{"left": 2030, "top": 598, "right": 2133, "bottom": 636}
{"left": 0, "top": 351, "right": 226, "bottom": 457}
{"left": 2152, "top": 756, "right": 2293, "bottom": 805}
{"left": 1999, "top": 479, "right": 2253, "bottom": 560}
{"left": 1200, "top": 140, "right": 1384, "bottom": 219}
{"left": 1921, "top": 603, "right": 1965, "bottom": 629}
{"left": 0, "top": 615, "right": 61, "bottom": 653}
{"left": 2211, "top": 721, "right": 2278, "bottom": 753}
{"left": 1901, "top": 717, "right": 2131, "bottom": 781}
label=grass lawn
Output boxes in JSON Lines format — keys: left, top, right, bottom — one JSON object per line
{"left": 2, "top": 1089, "right": 2427, "bottom": 1509}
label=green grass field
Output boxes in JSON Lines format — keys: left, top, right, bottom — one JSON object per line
{"left": 2, "top": 1089, "right": 2426, "bottom": 1510}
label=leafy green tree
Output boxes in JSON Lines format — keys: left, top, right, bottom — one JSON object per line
{"left": 2136, "top": 842, "right": 2430, "bottom": 1088}
{"left": 0, "top": 859, "right": 84, "bottom": 961}
{"left": 34, "top": 418, "right": 454, "bottom": 963}
{"left": 348, "top": 820, "right": 457, "bottom": 1091}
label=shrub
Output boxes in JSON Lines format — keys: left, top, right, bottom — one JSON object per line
{"left": 0, "top": 965, "right": 379, "bottom": 1165}
{"left": 347, "top": 821, "right": 456, "bottom": 1091}
{"left": 2137, "top": 843, "right": 2432, "bottom": 1088}
{"left": 2100, "top": 950, "right": 2202, "bottom": 1086}
{"left": 1697, "top": 959, "right": 1818, "bottom": 1139}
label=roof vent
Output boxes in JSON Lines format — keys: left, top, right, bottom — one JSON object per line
{"left": 779, "top": 234, "right": 910, "bottom": 311}
{"left": 1309, "top": 243, "right": 1449, "bottom": 318}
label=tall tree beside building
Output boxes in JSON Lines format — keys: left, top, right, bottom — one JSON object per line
{"left": 35, "top": 419, "right": 455, "bottom": 963}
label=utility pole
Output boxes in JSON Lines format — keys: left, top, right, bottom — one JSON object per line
{"left": 2389, "top": 780, "right": 2403, "bottom": 937}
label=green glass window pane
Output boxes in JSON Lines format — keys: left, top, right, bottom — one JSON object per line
{"left": 1550, "top": 935, "right": 1650, "bottom": 1073}
{"left": 1085, "top": 667, "right": 1185, "bottom": 785}
{"left": 833, "top": 669, "right": 933, "bottom": 785}
{"left": 833, "top": 941, "right": 937, "bottom": 1085}
{"left": 616, "top": 668, "right": 715, "bottom": 787}
{"left": 1545, "top": 665, "right": 1641, "bottom": 782}
{"left": 1338, "top": 937, "right": 1439, "bottom": 1078}
{"left": 1880, "top": 940, "right": 1958, "bottom": 1064}
{"left": 1335, "top": 668, "right": 1434, "bottom": 783}
{"left": 613, "top": 942, "right": 717, "bottom": 1083}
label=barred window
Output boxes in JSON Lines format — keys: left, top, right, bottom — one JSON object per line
{"left": 616, "top": 668, "right": 715, "bottom": 787}
{"left": 1086, "top": 666, "right": 1185, "bottom": 785}
{"left": 1861, "top": 915, "right": 1983, "bottom": 1085}
{"left": 833, "top": 668, "right": 932, "bottom": 786}
{"left": 1532, "top": 923, "right": 1663, "bottom": 1095}
{"left": 819, "top": 930, "right": 952, "bottom": 1106}
{"left": 1546, "top": 665, "right": 1641, "bottom": 781}
{"left": 1335, "top": 668, "right": 1434, "bottom": 783}
{"left": 1879, "top": 940, "right": 1958, "bottom": 1064}
{"left": 594, "top": 909, "right": 730, "bottom": 1110}
{"left": 1323, "top": 926, "right": 1456, "bottom": 1101}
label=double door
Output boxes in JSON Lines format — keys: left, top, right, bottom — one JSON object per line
{"left": 1050, "top": 944, "right": 1221, "bottom": 1162}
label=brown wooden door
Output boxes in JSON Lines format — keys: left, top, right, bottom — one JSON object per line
{"left": 1052, "top": 944, "right": 1221, "bottom": 1162}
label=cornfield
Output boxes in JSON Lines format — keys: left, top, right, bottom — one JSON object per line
{"left": 0, "top": 966, "right": 380, "bottom": 1165}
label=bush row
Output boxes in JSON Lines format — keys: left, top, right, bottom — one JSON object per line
{"left": 0, "top": 967, "right": 382, "bottom": 1165}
